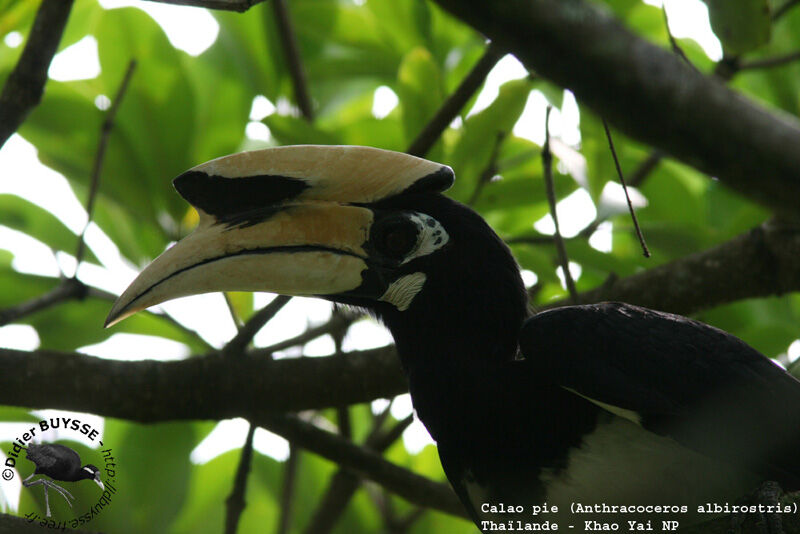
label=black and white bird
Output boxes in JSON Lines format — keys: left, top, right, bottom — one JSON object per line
{"left": 23, "top": 443, "right": 104, "bottom": 517}
{"left": 105, "top": 145, "right": 800, "bottom": 530}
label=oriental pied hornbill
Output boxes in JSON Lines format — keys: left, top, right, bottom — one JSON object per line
{"left": 106, "top": 145, "right": 800, "bottom": 529}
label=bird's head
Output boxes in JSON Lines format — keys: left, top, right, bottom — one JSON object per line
{"left": 106, "top": 146, "right": 527, "bottom": 365}
{"left": 82, "top": 465, "right": 104, "bottom": 490}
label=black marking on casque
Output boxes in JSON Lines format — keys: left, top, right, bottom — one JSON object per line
{"left": 394, "top": 166, "right": 454, "bottom": 198}
{"left": 173, "top": 171, "right": 309, "bottom": 219}
{"left": 124, "top": 245, "right": 366, "bottom": 314}
{"left": 218, "top": 206, "right": 285, "bottom": 230}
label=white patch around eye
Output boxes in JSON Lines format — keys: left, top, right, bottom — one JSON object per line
{"left": 404, "top": 213, "right": 449, "bottom": 264}
{"left": 380, "top": 272, "right": 426, "bottom": 311}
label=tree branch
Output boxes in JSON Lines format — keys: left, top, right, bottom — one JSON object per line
{"left": 0, "top": 346, "right": 406, "bottom": 420}
{"left": 601, "top": 118, "right": 649, "bottom": 257}
{"left": 76, "top": 59, "right": 137, "bottom": 264}
{"left": 773, "top": 0, "right": 800, "bottom": 21}
{"left": 224, "top": 295, "right": 291, "bottom": 355}
{"left": 0, "top": 513, "right": 98, "bottom": 534}
{"left": 545, "top": 220, "right": 800, "bottom": 316}
{"left": 224, "top": 423, "right": 256, "bottom": 534}
{"left": 0, "top": 277, "right": 87, "bottom": 327}
{"left": 276, "top": 446, "right": 300, "bottom": 534}
{"left": 542, "top": 106, "right": 577, "bottom": 303}
{"left": 406, "top": 43, "right": 504, "bottom": 157}
{"left": 429, "top": 0, "right": 800, "bottom": 219}
{"left": 304, "top": 414, "right": 414, "bottom": 534}
{"left": 141, "top": 0, "right": 264, "bottom": 11}
{"left": 3, "top": 223, "right": 799, "bottom": 417}
{"left": 251, "top": 311, "right": 356, "bottom": 357}
{"left": 272, "top": 0, "right": 314, "bottom": 121}
{"left": 0, "top": 0, "right": 75, "bottom": 149}
{"left": 738, "top": 51, "right": 800, "bottom": 71}
{"left": 467, "top": 131, "right": 506, "bottom": 206}
{"left": 259, "top": 414, "right": 465, "bottom": 519}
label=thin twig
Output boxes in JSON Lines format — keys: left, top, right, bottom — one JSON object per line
{"left": 135, "top": 308, "right": 216, "bottom": 350}
{"left": 407, "top": 43, "right": 504, "bottom": 157}
{"left": 0, "top": 278, "right": 87, "bottom": 327}
{"left": 505, "top": 234, "right": 556, "bottom": 246}
{"left": 0, "top": 277, "right": 214, "bottom": 349}
{"left": 0, "top": 0, "right": 75, "bottom": 149}
{"left": 738, "top": 50, "right": 800, "bottom": 71}
{"left": 601, "top": 118, "right": 650, "bottom": 258}
{"left": 76, "top": 60, "right": 137, "bottom": 264}
{"left": 393, "top": 507, "right": 427, "bottom": 533}
{"left": 221, "top": 291, "right": 291, "bottom": 533}
{"left": 542, "top": 106, "right": 578, "bottom": 303}
{"left": 223, "top": 293, "right": 244, "bottom": 330}
{"left": 225, "top": 295, "right": 291, "bottom": 355}
{"left": 331, "top": 317, "right": 353, "bottom": 440}
{"left": 224, "top": 423, "right": 256, "bottom": 534}
{"left": 370, "top": 415, "right": 414, "bottom": 451}
{"left": 276, "top": 446, "right": 301, "bottom": 534}
{"left": 773, "top": 0, "right": 800, "bottom": 21}
{"left": 467, "top": 131, "right": 506, "bottom": 206}
{"left": 272, "top": 0, "right": 314, "bottom": 121}
{"left": 662, "top": 3, "right": 698, "bottom": 72}
{"left": 250, "top": 312, "right": 356, "bottom": 357}
{"left": 371, "top": 487, "right": 397, "bottom": 531}
{"left": 303, "top": 414, "right": 416, "bottom": 534}
{"left": 628, "top": 149, "right": 664, "bottom": 187}
{"left": 141, "top": 0, "right": 263, "bottom": 10}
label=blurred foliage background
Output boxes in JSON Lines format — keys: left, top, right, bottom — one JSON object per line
{"left": 1, "top": 0, "right": 799, "bottom": 532}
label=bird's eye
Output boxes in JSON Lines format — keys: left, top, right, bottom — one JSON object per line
{"left": 374, "top": 217, "right": 420, "bottom": 260}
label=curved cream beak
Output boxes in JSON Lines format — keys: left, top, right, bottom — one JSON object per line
{"left": 105, "top": 203, "right": 374, "bottom": 327}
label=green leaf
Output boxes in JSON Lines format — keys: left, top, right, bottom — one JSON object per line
{"left": 447, "top": 78, "right": 533, "bottom": 202}
{"left": 0, "top": 270, "right": 57, "bottom": 310}
{"left": 264, "top": 114, "right": 342, "bottom": 145}
{"left": 704, "top": 0, "right": 771, "bottom": 54}
{"left": 510, "top": 245, "right": 559, "bottom": 285}
{"left": 397, "top": 47, "right": 444, "bottom": 144}
{"left": 94, "top": 421, "right": 196, "bottom": 533}
{"left": 0, "top": 194, "right": 99, "bottom": 264}
{"left": 172, "top": 448, "right": 278, "bottom": 533}
{"left": 91, "top": 196, "right": 168, "bottom": 265}
{"left": 225, "top": 291, "right": 254, "bottom": 323}
{"left": 0, "top": 269, "right": 207, "bottom": 352}
{"left": 19, "top": 7, "right": 198, "bottom": 242}
{"left": 0, "top": 406, "right": 38, "bottom": 422}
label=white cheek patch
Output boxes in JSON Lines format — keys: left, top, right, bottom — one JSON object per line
{"left": 404, "top": 213, "right": 448, "bottom": 264}
{"left": 380, "top": 272, "right": 426, "bottom": 311}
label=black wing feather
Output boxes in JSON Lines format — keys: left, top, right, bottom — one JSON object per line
{"left": 26, "top": 444, "right": 80, "bottom": 475}
{"left": 519, "top": 302, "right": 800, "bottom": 488}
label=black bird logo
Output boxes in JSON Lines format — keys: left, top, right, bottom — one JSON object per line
{"left": 23, "top": 443, "right": 105, "bottom": 517}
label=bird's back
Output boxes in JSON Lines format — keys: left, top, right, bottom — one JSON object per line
{"left": 26, "top": 444, "right": 81, "bottom": 479}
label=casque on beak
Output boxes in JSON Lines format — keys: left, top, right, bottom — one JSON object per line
{"left": 105, "top": 145, "right": 453, "bottom": 327}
